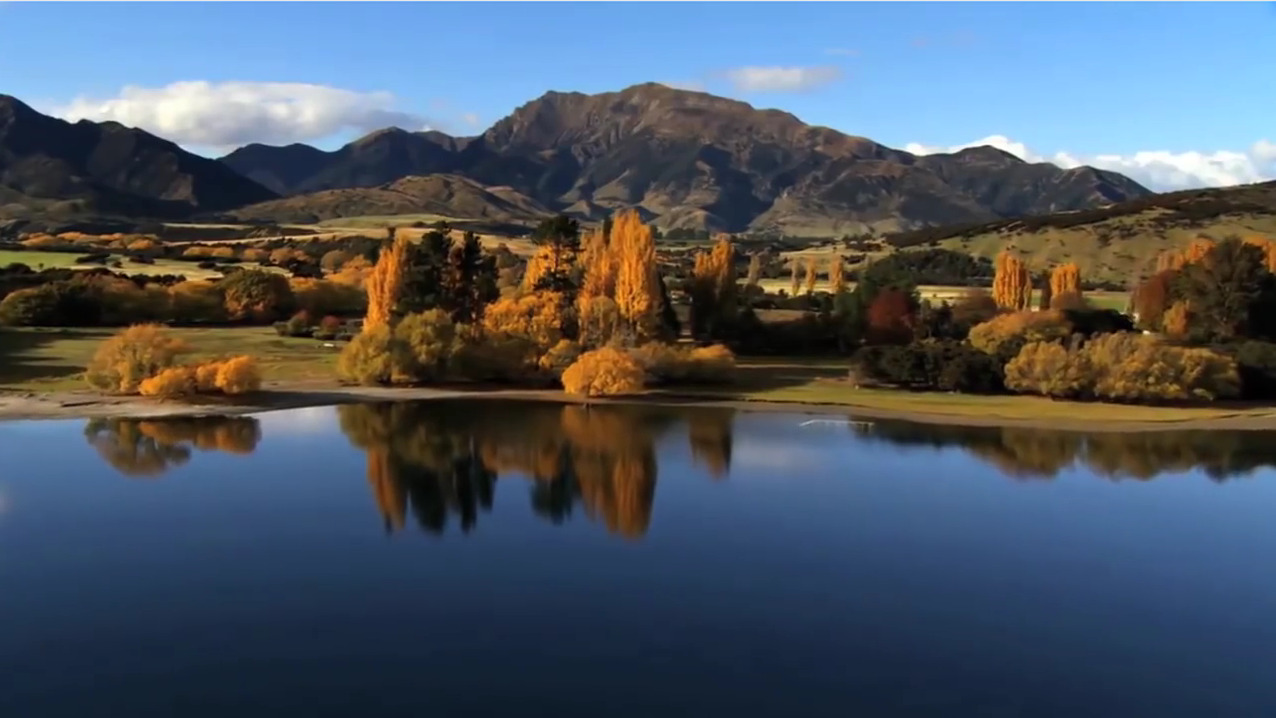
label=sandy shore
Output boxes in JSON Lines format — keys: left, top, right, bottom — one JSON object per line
{"left": 5, "top": 380, "right": 1276, "bottom": 433}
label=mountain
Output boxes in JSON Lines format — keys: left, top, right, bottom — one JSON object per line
{"left": 221, "top": 128, "right": 473, "bottom": 196}
{"left": 229, "top": 174, "right": 550, "bottom": 224}
{"left": 219, "top": 83, "right": 1152, "bottom": 234}
{"left": 0, "top": 94, "right": 277, "bottom": 221}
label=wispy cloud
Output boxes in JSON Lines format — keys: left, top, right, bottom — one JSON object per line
{"left": 722, "top": 65, "right": 843, "bottom": 93}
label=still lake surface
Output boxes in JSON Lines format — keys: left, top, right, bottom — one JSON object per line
{"left": 3, "top": 399, "right": 1276, "bottom": 716}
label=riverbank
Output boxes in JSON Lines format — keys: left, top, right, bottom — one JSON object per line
{"left": 5, "top": 379, "right": 1276, "bottom": 433}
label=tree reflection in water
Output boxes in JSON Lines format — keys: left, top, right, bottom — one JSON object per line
{"left": 84, "top": 417, "right": 262, "bottom": 478}
{"left": 337, "top": 401, "right": 738, "bottom": 539}
{"left": 857, "top": 419, "right": 1276, "bottom": 482}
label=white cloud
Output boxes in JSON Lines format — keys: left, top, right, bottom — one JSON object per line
{"left": 904, "top": 134, "right": 1276, "bottom": 191}
{"left": 723, "top": 66, "right": 842, "bottom": 93}
{"left": 52, "top": 81, "right": 429, "bottom": 151}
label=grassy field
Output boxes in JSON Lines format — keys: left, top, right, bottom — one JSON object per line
{"left": 0, "top": 327, "right": 340, "bottom": 392}
{"left": 679, "top": 357, "right": 1269, "bottom": 424}
{"left": 752, "top": 277, "right": 1130, "bottom": 311}
{"left": 0, "top": 249, "right": 289, "bottom": 280}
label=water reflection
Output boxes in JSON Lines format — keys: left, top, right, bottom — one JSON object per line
{"left": 337, "top": 402, "right": 736, "bottom": 539}
{"left": 79, "top": 405, "right": 1276, "bottom": 533}
{"left": 859, "top": 420, "right": 1276, "bottom": 481}
{"left": 84, "top": 416, "right": 262, "bottom": 477}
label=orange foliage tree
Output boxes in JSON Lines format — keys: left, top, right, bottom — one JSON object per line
{"left": 690, "top": 234, "right": 736, "bottom": 339}
{"left": 803, "top": 256, "right": 818, "bottom": 295}
{"left": 829, "top": 254, "right": 845, "bottom": 295}
{"left": 1049, "top": 263, "right": 1082, "bottom": 308}
{"left": 611, "top": 209, "right": 662, "bottom": 340}
{"left": 364, "top": 228, "right": 409, "bottom": 331}
{"left": 993, "top": 251, "right": 1032, "bottom": 310}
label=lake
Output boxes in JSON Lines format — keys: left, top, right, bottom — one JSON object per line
{"left": 3, "top": 399, "right": 1276, "bottom": 716}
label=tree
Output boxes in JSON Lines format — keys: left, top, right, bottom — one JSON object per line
{"left": 789, "top": 261, "right": 801, "bottom": 296}
{"left": 1049, "top": 263, "right": 1081, "bottom": 307}
{"left": 829, "top": 254, "right": 845, "bottom": 295}
{"left": 865, "top": 287, "right": 916, "bottom": 345}
{"left": 745, "top": 253, "right": 761, "bottom": 291}
{"left": 611, "top": 209, "right": 662, "bottom": 341}
{"left": 689, "top": 234, "right": 736, "bottom": 339}
{"left": 993, "top": 251, "right": 1032, "bottom": 310}
{"left": 85, "top": 324, "right": 191, "bottom": 394}
{"left": 1174, "top": 237, "right": 1275, "bottom": 342}
{"left": 530, "top": 215, "right": 582, "bottom": 297}
{"left": 444, "top": 231, "right": 498, "bottom": 326}
{"left": 803, "top": 256, "right": 818, "bottom": 295}
{"left": 1132, "top": 270, "right": 1174, "bottom": 330}
{"left": 219, "top": 269, "right": 296, "bottom": 322}
{"left": 364, "top": 229, "right": 409, "bottom": 331}
{"left": 400, "top": 228, "right": 455, "bottom": 316}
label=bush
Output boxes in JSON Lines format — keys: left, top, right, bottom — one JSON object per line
{"left": 852, "top": 340, "right": 1004, "bottom": 393}
{"left": 685, "top": 344, "right": 737, "bottom": 383}
{"left": 85, "top": 324, "right": 191, "bottom": 394}
{"left": 138, "top": 366, "right": 197, "bottom": 398}
{"left": 0, "top": 282, "right": 102, "bottom": 326}
{"left": 337, "top": 325, "right": 397, "bottom": 385}
{"left": 1227, "top": 341, "right": 1276, "bottom": 399}
{"left": 968, "top": 310, "right": 1072, "bottom": 356}
{"left": 195, "top": 361, "right": 222, "bottom": 393}
{"left": 219, "top": 269, "right": 296, "bottom": 322}
{"left": 392, "top": 310, "right": 457, "bottom": 382}
{"left": 561, "top": 347, "right": 646, "bottom": 397}
{"left": 1006, "top": 333, "right": 1240, "bottom": 403}
{"left": 214, "top": 355, "right": 262, "bottom": 395}
{"left": 539, "top": 339, "right": 582, "bottom": 376}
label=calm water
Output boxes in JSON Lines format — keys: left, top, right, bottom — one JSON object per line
{"left": 3, "top": 400, "right": 1276, "bottom": 717}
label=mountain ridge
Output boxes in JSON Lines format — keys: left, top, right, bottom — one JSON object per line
{"left": 219, "top": 82, "right": 1152, "bottom": 234}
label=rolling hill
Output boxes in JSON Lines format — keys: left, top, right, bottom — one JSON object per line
{"left": 883, "top": 180, "right": 1276, "bottom": 285}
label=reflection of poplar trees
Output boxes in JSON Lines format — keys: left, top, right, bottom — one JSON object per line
{"left": 84, "top": 417, "right": 261, "bottom": 478}
{"left": 685, "top": 407, "right": 735, "bottom": 480}
{"left": 337, "top": 400, "right": 705, "bottom": 540}
{"left": 859, "top": 419, "right": 1276, "bottom": 482}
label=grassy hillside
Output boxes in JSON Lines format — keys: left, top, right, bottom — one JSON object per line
{"left": 884, "top": 180, "right": 1276, "bottom": 285}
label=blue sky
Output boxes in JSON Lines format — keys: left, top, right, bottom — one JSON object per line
{"left": 2, "top": 2, "right": 1273, "bottom": 190}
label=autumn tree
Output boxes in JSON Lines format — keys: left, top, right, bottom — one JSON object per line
{"left": 993, "top": 251, "right": 1032, "bottom": 310}
{"left": 829, "top": 254, "right": 845, "bottom": 295}
{"left": 1037, "top": 272, "right": 1053, "bottom": 311}
{"left": 580, "top": 226, "right": 617, "bottom": 300}
{"left": 364, "top": 229, "right": 409, "bottom": 331}
{"left": 529, "top": 215, "right": 582, "bottom": 297}
{"left": 789, "top": 261, "right": 801, "bottom": 296}
{"left": 561, "top": 347, "right": 646, "bottom": 397}
{"left": 689, "top": 234, "right": 737, "bottom": 340}
{"left": 745, "top": 253, "right": 761, "bottom": 292}
{"left": 803, "top": 256, "right": 818, "bottom": 295}
{"left": 84, "top": 324, "right": 191, "bottom": 394}
{"left": 865, "top": 287, "right": 916, "bottom": 345}
{"left": 611, "top": 209, "right": 662, "bottom": 341}
{"left": 1132, "top": 270, "right": 1174, "bottom": 330}
{"left": 1049, "top": 263, "right": 1082, "bottom": 309}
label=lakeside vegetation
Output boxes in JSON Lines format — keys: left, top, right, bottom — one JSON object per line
{"left": 3, "top": 212, "right": 1276, "bottom": 424}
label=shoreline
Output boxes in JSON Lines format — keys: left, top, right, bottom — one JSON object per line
{"left": 5, "top": 381, "right": 1276, "bottom": 433}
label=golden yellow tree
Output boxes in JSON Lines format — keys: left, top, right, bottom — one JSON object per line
{"left": 611, "top": 209, "right": 661, "bottom": 339}
{"left": 993, "top": 251, "right": 1032, "bottom": 310}
{"left": 579, "top": 226, "right": 617, "bottom": 299}
{"left": 745, "top": 253, "right": 761, "bottom": 290}
{"left": 829, "top": 254, "right": 845, "bottom": 295}
{"left": 803, "top": 256, "right": 818, "bottom": 295}
{"left": 364, "top": 228, "right": 408, "bottom": 331}
{"left": 789, "top": 261, "right": 800, "bottom": 296}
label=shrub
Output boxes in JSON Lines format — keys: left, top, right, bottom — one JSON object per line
{"left": 539, "top": 339, "right": 582, "bottom": 376}
{"left": 631, "top": 342, "right": 689, "bottom": 383}
{"left": 85, "top": 324, "right": 191, "bottom": 394}
{"left": 214, "top": 355, "right": 262, "bottom": 395}
{"left": 219, "top": 269, "right": 295, "bottom": 322}
{"left": 561, "top": 347, "right": 646, "bottom": 397}
{"left": 282, "top": 310, "right": 312, "bottom": 337}
{"left": 852, "top": 340, "right": 1003, "bottom": 393}
{"left": 968, "top": 310, "right": 1071, "bottom": 356}
{"left": 685, "top": 344, "right": 737, "bottom": 383}
{"left": 169, "top": 281, "right": 226, "bottom": 323}
{"left": 194, "top": 361, "right": 222, "bottom": 393}
{"left": 337, "top": 324, "right": 397, "bottom": 385}
{"left": 450, "top": 333, "right": 535, "bottom": 383}
{"left": 1227, "top": 340, "right": 1276, "bottom": 399}
{"left": 1005, "top": 333, "right": 1240, "bottom": 403}
{"left": 391, "top": 309, "right": 457, "bottom": 382}
{"left": 138, "top": 366, "right": 197, "bottom": 398}
{"left": 320, "top": 315, "right": 343, "bottom": 333}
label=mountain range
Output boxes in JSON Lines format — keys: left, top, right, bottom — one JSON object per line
{"left": 3, "top": 84, "right": 1154, "bottom": 235}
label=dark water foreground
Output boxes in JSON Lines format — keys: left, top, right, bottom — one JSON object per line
{"left": 2, "top": 400, "right": 1276, "bottom": 717}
